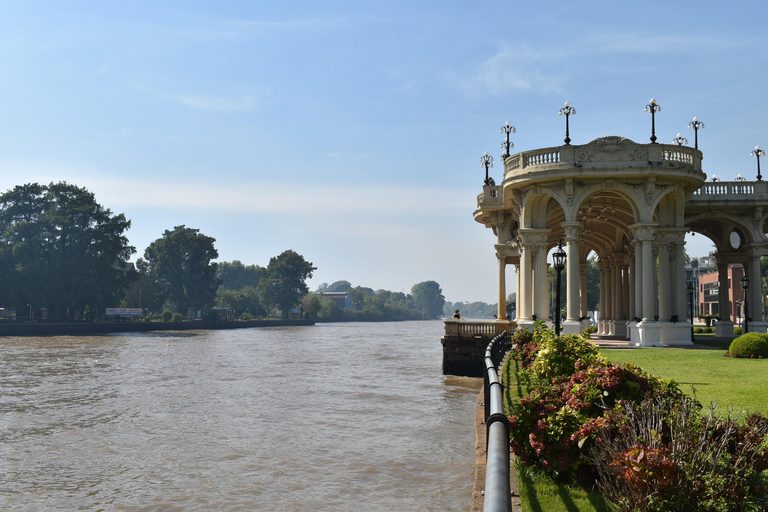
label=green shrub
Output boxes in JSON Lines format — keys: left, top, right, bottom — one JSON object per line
{"left": 583, "top": 325, "right": 598, "bottom": 335}
{"left": 241, "top": 312, "right": 254, "bottom": 321}
{"left": 161, "top": 309, "right": 173, "bottom": 322}
{"left": 703, "top": 326, "right": 713, "bottom": 333}
{"left": 172, "top": 312, "right": 184, "bottom": 322}
{"left": 734, "top": 327, "right": 743, "bottom": 336}
{"left": 694, "top": 327, "right": 704, "bottom": 333}
{"left": 729, "top": 332, "right": 768, "bottom": 358}
{"left": 527, "top": 323, "right": 604, "bottom": 381}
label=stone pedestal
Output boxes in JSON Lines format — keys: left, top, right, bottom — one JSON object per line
{"left": 745, "top": 322, "right": 768, "bottom": 334}
{"left": 715, "top": 321, "right": 735, "bottom": 339}
{"left": 659, "top": 322, "right": 694, "bottom": 345}
{"left": 613, "top": 321, "right": 628, "bottom": 337}
{"left": 562, "top": 320, "right": 585, "bottom": 336}
{"left": 634, "top": 322, "right": 662, "bottom": 347}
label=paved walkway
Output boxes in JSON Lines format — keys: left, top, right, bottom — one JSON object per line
{"left": 589, "top": 334, "right": 729, "bottom": 350}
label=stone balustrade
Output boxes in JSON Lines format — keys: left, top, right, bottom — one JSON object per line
{"left": 689, "top": 180, "right": 768, "bottom": 200}
{"left": 502, "top": 139, "right": 702, "bottom": 178}
{"left": 441, "top": 319, "right": 517, "bottom": 376}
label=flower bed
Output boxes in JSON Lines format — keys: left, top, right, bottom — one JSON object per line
{"left": 506, "top": 321, "right": 768, "bottom": 510}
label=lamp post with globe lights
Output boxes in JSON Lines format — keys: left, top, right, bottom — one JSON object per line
{"left": 500, "top": 122, "right": 516, "bottom": 160}
{"left": 672, "top": 133, "right": 688, "bottom": 146}
{"left": 552, "top": 239, "right": 567, "bottom": 336}
{"left": 558, "top": 102, "right": 576, "bottom": 145}
{"left": 481, "top": 151, "right": 494, "bottom": 185}
{"left": 644, "top": 99, "right": 661, "bottom": 144}
{"left": 751, "top": 146, "right": 765, "bottom": 181}
{"left": 741, "top": 275, "right": 750, "bottom": 334}
{"left": 687, "top": 281, "right": 695, "bottom": 342}
{"left": 688, "top": 117, "right": 704, "bottom": 149}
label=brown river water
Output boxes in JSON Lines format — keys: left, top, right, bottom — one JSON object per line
{"left": 0, "top": 320, "right": 481, "bottom": 511}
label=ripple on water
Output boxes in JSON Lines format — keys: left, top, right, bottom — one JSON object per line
{"left": 0, "top": 321, "right": 481, "bottom": 511}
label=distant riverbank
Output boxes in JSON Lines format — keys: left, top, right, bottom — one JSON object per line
{"left": 0, "top": 318, "right": 314, "bottom": 337}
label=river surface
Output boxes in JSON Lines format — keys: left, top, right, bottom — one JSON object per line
{"left": 0, "top": 321, "right": 481, "bottom": 511}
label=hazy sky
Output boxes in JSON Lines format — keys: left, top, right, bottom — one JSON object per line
{"left": 1, "top": 1, "right": 766, "bottom": 303}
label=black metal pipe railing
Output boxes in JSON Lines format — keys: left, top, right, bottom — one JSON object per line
{"left": 482, "top": 330, "right": 511, "bottom": 512}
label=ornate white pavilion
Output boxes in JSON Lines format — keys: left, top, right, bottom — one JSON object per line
{"left": 474, "top": 135, "right": 768, "bottom": 346}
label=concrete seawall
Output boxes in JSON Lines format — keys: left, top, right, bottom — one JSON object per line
{"left": 0, "top": 319, "right": 314, "bottom": 337}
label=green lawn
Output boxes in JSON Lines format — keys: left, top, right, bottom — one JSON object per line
{"left": 502, "top": 343, "right": 768, "bottom": 511}
{"left": 601, "top": 345, "right": 768, "bottom": 415}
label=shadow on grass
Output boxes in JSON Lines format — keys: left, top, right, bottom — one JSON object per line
{"left": 555, "top": 486, "right": 583, "bottom": 512}
{"left": 518, "top": 467, "right": 543, "bottom": 512}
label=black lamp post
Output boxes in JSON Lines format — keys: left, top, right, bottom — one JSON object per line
{"left": 741, "top": 274, "right": 750, "bottom": 334}
{"left": 500, "top": 122, "right": 516, "bottom": 159}
{"left": 673, "top": 133, "right": 688, "bottom": 146}
{"left": 644, "top": 98, "right": 661, "bottom": 144}
{"left": 751, "top": 146, "right": 765, "bottom": 181}
{"left": 480, "top": 151, "right": 494, "bottom": 185}
{"left": 558, "top": 102, "right": 576, "bottom": 145}
{"left": 688, "top": 117, "right": 704, "bottom": 150}
{"left": 687, "top": 281, "right": 695, "bottom": 342}
{"left": 553, "top": 239, "right": 566, "bottom": 336}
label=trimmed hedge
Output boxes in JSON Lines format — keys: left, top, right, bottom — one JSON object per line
{"left": 728, "top": 332, "right": 768, "bottom": 358}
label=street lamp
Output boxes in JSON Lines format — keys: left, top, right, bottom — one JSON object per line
{"left": 644, "top": 98, "right": 662, "bottom": 144}
{"left": 751, "top": 146, "right": 765, "bottom": 181}
{"left": 552, "top": 239, "right": 567, "bottom": 337}
{"left": 687, "top": 281, "right": 695, "bottom": 342}
{"left": 688, "top": 117, "right": 704, "bottom": 149}
{"left": 672, "top": 133, "right": 688, "bottom": 146}
{"left": 741, "top": 274, "right": 750, "bottom": 334}
{"left": 558, "top": 102, "right": 576, "bottom": 145}
{"left": 27, "top": 303, "right": 31, "bottom": 321}
{"left": 500, "top": 121, "right": 516, "bottom": 159}
{"left": 480, "top": 151, "right": 494, "bottom": 185}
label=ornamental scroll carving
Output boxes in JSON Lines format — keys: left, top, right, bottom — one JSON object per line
{"left": 574, "top": 136, "right": 648, "bottom": 162}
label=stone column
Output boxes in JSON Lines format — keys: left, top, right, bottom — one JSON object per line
{"left": 580, "top": 262, "right": 588, "bottom": 319}
{"left": 750, "top": 256, "right": 763, "bottom": 324}
{"left": 497, "top": 254, "right": 507, "bottom": 320}
{"left": 518, "top": 244, "right": 532, "bottom": 321}
{"left": 653, "top": 245, "right": 660, "bottom": 320}
{"left": 629, "top": 254, "right": 636, "bottom": 320}
{"left": 634, "top": 241, "right": 643, "bottom": 321}
{"left": 717, "top": 263, "right": 730, "bottom": 322}
{"left": 622, "top": 262, "right": 630, "bottom": 320}
{"left": 642, "top": 239, "right": 655, "bottom": 322}
{"left": 515, "top": 263, "right": 520, "bottom": 320}
{"left": 658, "top": 242, "right": 671, "bottom": 321}
{"left": 599, "top": 261, "right": 607, "bottom": 334}
{"left": 562, "top": 222, "right": 582, "bottom": 332}
{"left": 605, "top": 263, "right": 614, "bottom": 333}
{"left": 714, "top": 261, "right": 735, "bottom": 338}
{"left": 675, "top": 242, "right": 687, "bottom": 320}
{"left": 534, "top": 244, "right": 549, "bottom": 321}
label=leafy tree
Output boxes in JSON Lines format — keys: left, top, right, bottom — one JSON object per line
{"left": 217, "top": 260, "right": 264, "bottom": 290}
{"left": 256, "top": 250, "right": 316, "bottom": 318}
{"left": 0, "top": 182, "right": 134, "bottom": 318}
{"left": 143, "top": 226, "right": 220, "bottom": 313}
{"left": 120, "top": 258, "right": 163, "bottom": 311}
{"left": 215, "top": 285, "right": 260, "bottom": 317}
{"left": 411, "top": 280, "right": 445, "bottom": 319}
{"left": 327, "top": 280, "right": 352, "bottom": 292}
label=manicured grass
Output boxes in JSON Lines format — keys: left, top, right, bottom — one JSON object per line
{"left": 502, "top": 357, "right": 608, "bottom": 512}
{"left": 601, "top": 345, "right": 768, "bottom": 415}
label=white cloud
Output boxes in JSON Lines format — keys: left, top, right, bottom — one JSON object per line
{"left": 169, "top": 93, "right": 256, "bottom": 111}
{"left": 466, "top": 44, "right": 564, "bottom": 95}
{"left": 134, "top": 84, "right": 256, "bottom": 112}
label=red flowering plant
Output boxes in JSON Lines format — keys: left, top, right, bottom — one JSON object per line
{"left": 509, "top": 350, "right": 683, "bottom": 480}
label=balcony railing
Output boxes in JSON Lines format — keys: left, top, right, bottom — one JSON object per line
{"left": 503, "top": 138, "right": 702, "bottom": 177}
{"left": 689, "top": 180, "right": 768, "bottom": 199}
